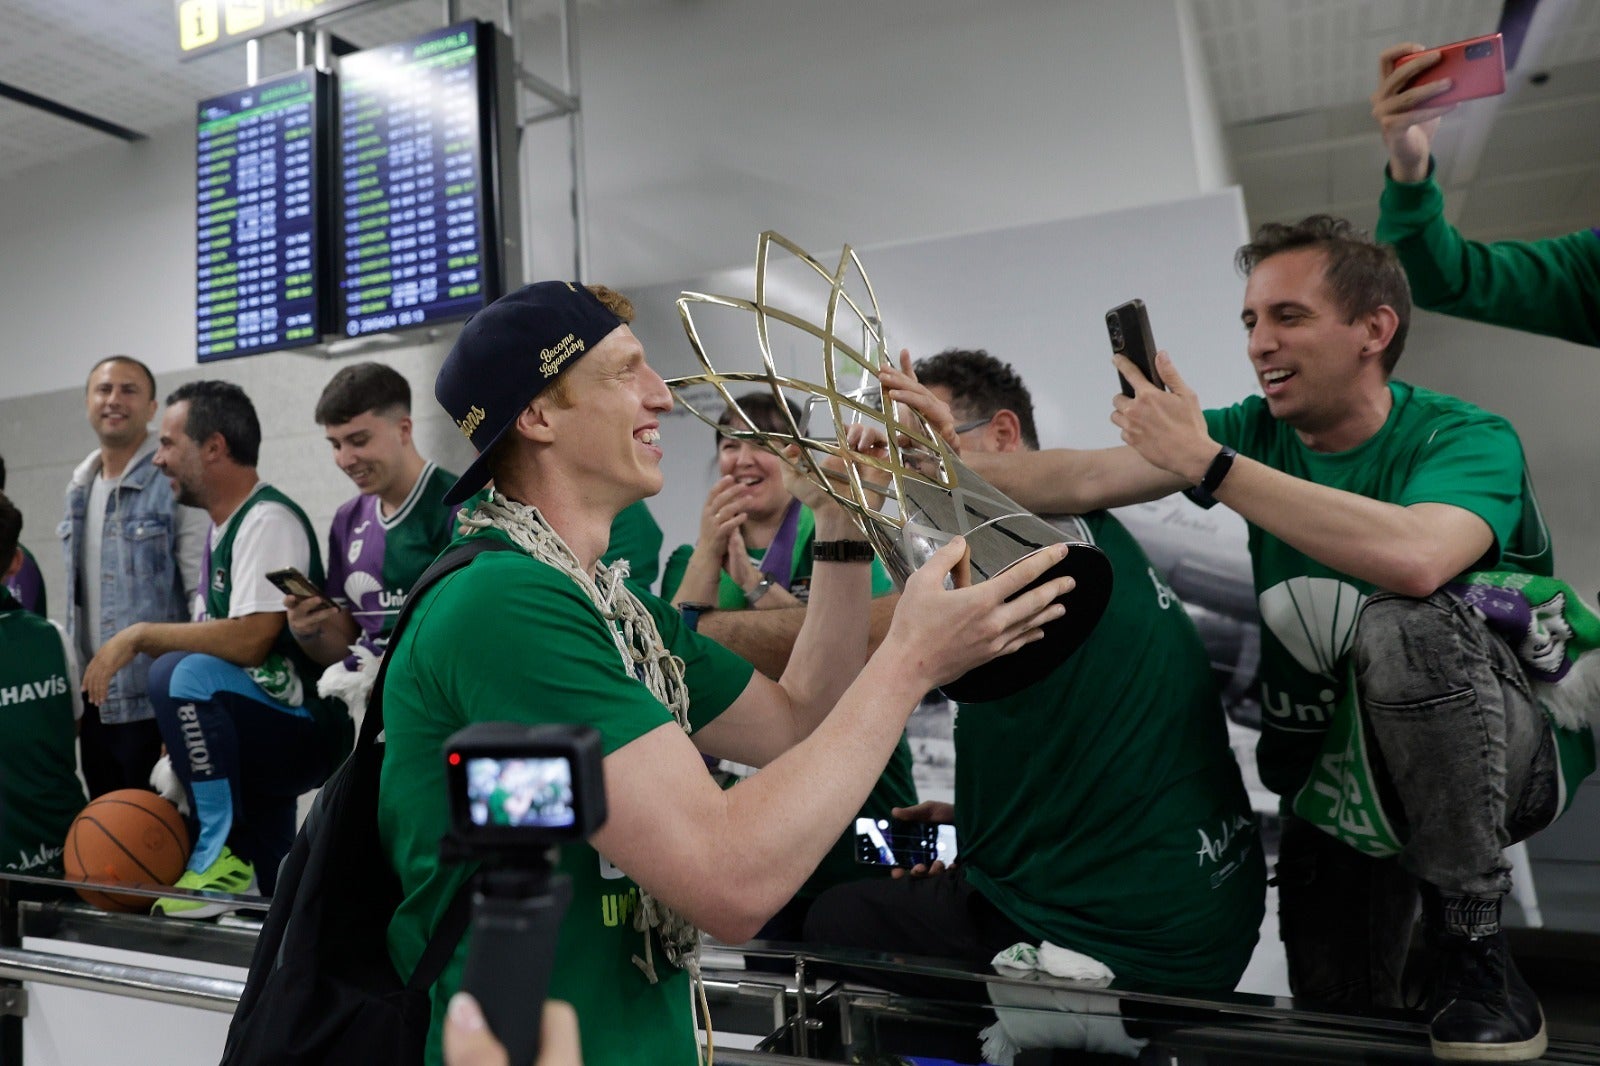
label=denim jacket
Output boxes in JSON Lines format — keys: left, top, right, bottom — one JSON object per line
{"left": 58, "top": 443, "right": 204, "bottom": 723}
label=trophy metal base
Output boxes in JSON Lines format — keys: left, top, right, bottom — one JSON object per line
{"left": 938, "top": 542, "right": 1114, "bottom": 703}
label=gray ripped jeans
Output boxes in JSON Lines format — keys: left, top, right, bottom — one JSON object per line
{"left": 1276, "top": 590, "right": 1559, "bottom": 1008}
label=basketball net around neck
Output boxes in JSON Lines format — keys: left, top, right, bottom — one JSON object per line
{"left": 458, "top": 493, "right": 715, "bottom": 1061}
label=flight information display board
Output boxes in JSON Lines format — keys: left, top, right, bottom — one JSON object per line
{"left": 195, "top": 70, "right": 328, "bottom": 361}
{"left": 336, "top": 21, "right": 512, "bottom": 338}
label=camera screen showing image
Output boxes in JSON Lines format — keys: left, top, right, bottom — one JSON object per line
{"left": 854, "top": 817, "right": 958, "bottom": 868}
{"left": 445, "top": 722, "right": 606, "bottom": 849}
{"left": 466, "top": 756, "right": 576, "bottom": 830}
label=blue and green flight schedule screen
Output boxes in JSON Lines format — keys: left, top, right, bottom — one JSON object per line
{"left": 195, "top": 70, "right": 322, "bottom": 360}
{"left": 337, "top": 22, "right": 491, "bottom": 337}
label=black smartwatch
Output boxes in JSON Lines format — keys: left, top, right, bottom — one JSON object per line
{"left": 677, "top": 602, "right": 715, "bottom": 632}
{"left": 812, "top": 539, "right": 876, "bottom": 563}
{"left": 1182, "top": 446, "right": 1237, "bottom": 510}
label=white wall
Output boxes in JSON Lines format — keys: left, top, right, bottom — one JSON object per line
{"left": 0, "top": 0, "right": 1221, "bottom": 400}
{"left": 1401, "top": 310, "right": 1600, "bottom": 599}
{"left": 517, "top": 0, "right": 1222, "bottom": 289}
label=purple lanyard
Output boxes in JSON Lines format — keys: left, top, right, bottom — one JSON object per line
{"left": 757, "top": 499, "right": 803, "bottom": 590}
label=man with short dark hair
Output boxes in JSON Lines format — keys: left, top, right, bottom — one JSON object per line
{"left": 61, "top": 356, "right": 208, "bottom": 797}
{"left": 378, "top": 281, "right": 1072, "bottom": 1066}
{"left": 0, "top": 456, "right": 47, "bottom": 616}
{"left": 897, "top": 217, "right": 1569, "bottom": 1061}
{"left": 83, "top": 380, "right": 350, "bottom": 915}
{"left": 0, "top": 491, "right": 88, "bottom": 877}
{"left": 285, "top": 363, "right": 457, "bottom": 710}
{"left": 0, "top": 456, "right": 46, "bottom": 617}
{"left": 807, "top": 348, "right": 1264, "bottom": 998}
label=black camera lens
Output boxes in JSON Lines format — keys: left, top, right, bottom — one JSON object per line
{"left": 1108, "top": 318, "right": 1125, "bottom": 350}
{"left": 1465, "top": 40, "right": 1494, "bottom": 60}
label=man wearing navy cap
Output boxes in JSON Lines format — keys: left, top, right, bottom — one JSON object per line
{"left": 376, "top": 281, "right": 1076, "bottom": 1066}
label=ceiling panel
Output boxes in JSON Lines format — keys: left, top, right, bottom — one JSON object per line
{"left": 1474, "top": 94, "right": 1600, "bottom": 176}
{"left": 1195, "top": 0, "right": 1502, "bottom": 123}
{"left": 1326, "top": 136, "right": 1396, "bottom": 202}
{"left": 1456, "top": 169, "right": 1587, "bottom": 231}
{"left": 1203, "top": 0, "right": 1600, "bottom": 243}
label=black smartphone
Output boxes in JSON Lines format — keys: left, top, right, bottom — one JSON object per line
{"left": 265, "top": 566, "right": 328, "bottom": 604}
{"left": 1107, "top": 298, "right": 1163, "bottom": 397}
{"left": 854, "top": 816, "right": 957, "bottom": 868}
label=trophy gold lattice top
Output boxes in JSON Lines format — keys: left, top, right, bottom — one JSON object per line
{"left": 668, "top": 231, "right": 960, "bottom": 533}
{"left": 667, "top": 232, "right": 1115, "bottom": 702}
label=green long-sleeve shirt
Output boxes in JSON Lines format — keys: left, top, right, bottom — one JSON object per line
{"left": 1376, "top": 161, "right": 1600, "bottom": 348}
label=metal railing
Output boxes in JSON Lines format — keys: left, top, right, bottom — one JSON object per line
{"left": 0, "top": 948, "right": 243, "bottom": 1014}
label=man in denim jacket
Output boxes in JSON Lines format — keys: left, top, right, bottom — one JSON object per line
{"left": 60, "top": 356, "right": 207, "bottom": 797}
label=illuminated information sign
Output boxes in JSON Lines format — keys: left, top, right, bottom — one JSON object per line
{"left": 337, "top": 22, "right": 494, "bottom": 338}
{"left": 195, "top": 70, "right": 324, "bottom": 361}
{"left": 175, "top": 0, "right": 368, "bottom": 61}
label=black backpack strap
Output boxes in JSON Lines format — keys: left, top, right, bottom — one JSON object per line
{"left": 407, "top": 882, "right": 475, "bottom": 991}
{"left": 366, "top": 534, "right": 511, "bottom": 988}
{"left": 359, "top": 535, "right": 512, "bottom": 752}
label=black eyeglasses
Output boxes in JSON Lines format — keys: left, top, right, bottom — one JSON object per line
{"left": 952, "top": 415, "right": 993, "bottom": 435}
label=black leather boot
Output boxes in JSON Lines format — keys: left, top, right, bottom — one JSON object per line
{"left": 1422, "top": 891, "right": 1546, "bottom": 1062}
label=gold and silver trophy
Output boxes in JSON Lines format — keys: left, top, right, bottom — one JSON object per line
{"left": 668, "top": 232, "right": 1112, "bottom": 701}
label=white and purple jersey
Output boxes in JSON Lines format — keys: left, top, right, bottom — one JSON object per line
{"left": 324, "top": 463, "right": 457, "bottom": 664}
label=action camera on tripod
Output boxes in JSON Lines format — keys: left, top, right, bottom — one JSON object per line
{"left": 441, "top": 722, "right": 607, "bottom": 1065}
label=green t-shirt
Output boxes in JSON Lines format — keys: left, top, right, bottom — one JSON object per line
{"left": 378, "top": 527, "right": 755, "bottom": 1066}
{"left": 0, "top": 592, "right": 87, "bottom": 875}
{"left": 955, "top": 512, "right": 1264, "bottom": 992}
{"left": 1205, "top": 381, "right": 1553, "bottom": 795}
{"left": 660, "top": 505, "right": 896, "bottom": 607}
{"left": 459, "top": 492, "right": 661, "bottom": 599}
{"left": 660, "top": 505, "right": 914, "bottom": 900}
{"left": 1376, "top": 163, "right": 1600, "bottom": 347}
{"left": 604, "top": 500, "right": 664, "bottom": 598}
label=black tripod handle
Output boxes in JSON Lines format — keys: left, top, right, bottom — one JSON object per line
{"left": 459, "top": 873, "right": 573, "bottom": 1066}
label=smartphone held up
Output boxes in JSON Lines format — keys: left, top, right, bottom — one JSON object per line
{"left": 1107, "top": 299, "right": 1163, "bottom": 397}
{"left": 1398, "top": 32, "right": 1506, "bottom": 107}
{"left": 854, "top": 816, "right": 958, "bottom": 869}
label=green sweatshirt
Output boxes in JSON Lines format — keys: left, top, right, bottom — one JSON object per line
{"left": 1376, "top": 161, "right": 1600, "bottom": 347}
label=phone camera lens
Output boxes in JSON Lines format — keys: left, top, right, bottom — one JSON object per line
{"left": 1108, "top": 318, "right": 1125, "bottom": 350}
{"left": 1465, "top": 41, "right": 1493, "bottom": 59}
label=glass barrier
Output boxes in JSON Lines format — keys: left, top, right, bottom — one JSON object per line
{"left": 4, "top": 872, "right": 1599, "bottom": 1064}
{"left": 699, "top": 938, "right": 1600, "bottom": 1064}
{"left": 0, "top": 869, "right": 270, "bottom": 915}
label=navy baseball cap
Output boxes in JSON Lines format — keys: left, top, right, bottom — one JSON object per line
{"left": 436, "top": 281, "right": 624, "bottom": 506}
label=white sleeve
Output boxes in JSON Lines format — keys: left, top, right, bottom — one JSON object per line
{"left": 174, "top": 503, "right": 211, "bottom": 603}
{"left": 227, "top": 502, "right": 313, "bottom": 618}
{"left": 50, "top": 620, "right": 84, "bottom": 721}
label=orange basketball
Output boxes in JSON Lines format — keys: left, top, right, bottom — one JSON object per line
{"left": 63, "top": 790, "right": 191, "bottom": 912}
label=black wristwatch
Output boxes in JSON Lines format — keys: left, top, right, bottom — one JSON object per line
{"left": 1182, "top": 446, "right": 1237, "bottom": 510}
{"left": 812, "top": 539, "right": 876, "bottom": 563}
{"left": 678, "top": 602, "right": 715, "bottom": 632}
